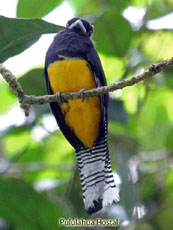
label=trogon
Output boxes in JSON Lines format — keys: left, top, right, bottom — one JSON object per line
{"left": 44, "top": 17, "right": 119, "bottom": 214}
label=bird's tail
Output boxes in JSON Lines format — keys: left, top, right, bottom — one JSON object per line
{"left": 76, "top": 137, "right": 119, "bottom": 214}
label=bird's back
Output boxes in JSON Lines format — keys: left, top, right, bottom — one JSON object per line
{"left": 44, "top": 18, "right": 119, "bottom": 214}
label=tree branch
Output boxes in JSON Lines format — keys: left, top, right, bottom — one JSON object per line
{"left": 0, "top": 57, "right": 173, "bottom": 116}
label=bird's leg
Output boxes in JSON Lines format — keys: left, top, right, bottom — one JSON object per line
{"left": 56, "top": 92, "right": 68, "bottom": 105}
{"left": 79, "top": 88, "right": 86, "bottom": 102}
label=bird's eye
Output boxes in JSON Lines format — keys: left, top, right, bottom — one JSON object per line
{"left": 88, "top": 30, "right": 93, "bottom": 36}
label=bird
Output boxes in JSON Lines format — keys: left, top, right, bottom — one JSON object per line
{"left": 44, "top": 17, "right": 119, "bottom": 214}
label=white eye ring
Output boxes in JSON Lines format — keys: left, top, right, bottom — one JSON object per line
{"left": 67, "top": 19, "right": 87, "bottom": 33}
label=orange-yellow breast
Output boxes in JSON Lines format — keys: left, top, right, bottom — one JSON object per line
{"left": 47, "top": 59, "right": 100, "bottom": 148}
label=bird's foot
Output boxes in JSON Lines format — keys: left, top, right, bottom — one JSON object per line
{"left": 79, "top": 88, "right": 86, "bottom": 102}
{"left": 56, "top": 92, "right": 68, "bottom": 105}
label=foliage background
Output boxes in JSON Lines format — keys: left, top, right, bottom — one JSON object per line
{"left": 0, "top": 0, "right": 173, "bottom": 229}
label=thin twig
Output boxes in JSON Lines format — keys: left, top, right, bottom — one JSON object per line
{"left": 0, "top": 64, "right": 30, "bottom": 116}
{"left": 0, "top": 57, "right": 173, "bottom": 116}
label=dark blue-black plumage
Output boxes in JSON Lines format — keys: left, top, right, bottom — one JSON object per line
{"left": 44, "top": 18, "right": 119, "bottom": 214}
{"left": 45, "top": 18, "right": 108, "bottom": 151}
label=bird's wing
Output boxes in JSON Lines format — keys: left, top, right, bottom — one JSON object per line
{"left": 86, "top": 46, "right": 109, "bottom": 139}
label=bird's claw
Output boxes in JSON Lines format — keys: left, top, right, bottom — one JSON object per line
{"left": 79, "top": 89, "right": 86, "bottom": 102}
{"left": 56, "top": 92, "right": 67, "bottom": 105}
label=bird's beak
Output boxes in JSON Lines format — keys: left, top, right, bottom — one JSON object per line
{"left": 67, "top": 19, "right": 86, "bottom": 33}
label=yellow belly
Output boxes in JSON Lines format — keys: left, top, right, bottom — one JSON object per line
{"left": 48, "top": 59, "right": 100, "bottom": 148}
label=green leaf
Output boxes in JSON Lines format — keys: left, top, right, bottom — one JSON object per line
{"left": 99, "top": 53, "right": 125, "bottom": 84}
{"left": 94, "top": 9, "right": 134, "bottom": 57}
{"left": 121, "top": 81, "right": 143, "bottom": 114}
{"left": 164, "top": 67, "right": 173, "bottom": 89}
{"left": 0, "top": 80, "right": 17, "bottom": 114}
{"left": 17, "top": 0, "right": 63, "bottom": 18}
{"left": 145, "top": 1, "right": 173, "bottom": 19}
{"left": 141, "top": 30, "right": 173, "bottom": 62}
{"left": 3, "top": 131, "right": 32, "bottom": 157}
{"left": 155, "top": 197, "right": 173, "bottom": 230}
{"left": 165, "top": 128, "right": 173, "bottom": 151}
{"left": 68, "top": 0, "right": 130, "bottom": 16}
{"left": 0, "top": 177, "right": 63, "bottom": 230}
{"left": 132, "top": 0, "right": 156, "bottom": 7}
{"left": 68, "top": 0, "right": 105, "bottom": 15}
{"left": 0, "top": 16, "right": 64, "bottom": 62}
{"left": 135, "top": 87, "right": 173, "bottom": 150}
{"left": 18, "top": 68, "right": 47, "bottom": 95}
{"left": 44, "top": 130, "right": 74, "bottom": 165}
{"left": 140, "top": 174, "right": 159, "bottom": 202}
{"left": 107, "top": 0, "right": 132, "bottom": 11}
{"left": 16, "top": 141, "right": 45, "bottom": 163}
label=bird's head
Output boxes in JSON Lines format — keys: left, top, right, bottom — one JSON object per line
{"left": 66, "top": 17, "right": 94, "bottom": 37}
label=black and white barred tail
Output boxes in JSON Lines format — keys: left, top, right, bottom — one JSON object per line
{"left": 76, "top": 136, "right": 119, "bottom": 214}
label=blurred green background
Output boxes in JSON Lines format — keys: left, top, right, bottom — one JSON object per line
{"left": 0, "top": 0, "right": 173, "bottom": 229}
